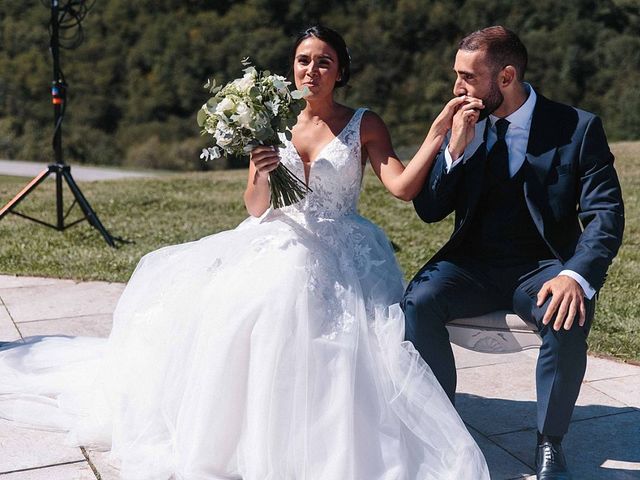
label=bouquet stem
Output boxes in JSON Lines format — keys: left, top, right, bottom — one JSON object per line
{"left": 268, "top": 164, "right": 309, "bottom": 209}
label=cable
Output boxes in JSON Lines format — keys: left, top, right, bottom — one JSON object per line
{"left": 43, "top": 0, "right": 97, "bottom": 50}
{"left": 44, "top": 0, "right": 96, "bottom": 154}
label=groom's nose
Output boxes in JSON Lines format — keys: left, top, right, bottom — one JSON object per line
{"left": 453, "top": 78, "right": 467, "bottom": 96}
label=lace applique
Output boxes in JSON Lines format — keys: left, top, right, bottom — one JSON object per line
{"left": 321, "top": 311, "right": 355, "bottom": 341}
{"left": 206, "top": 258, "right": 222, "bottom": 274}
{"left": 305, "top": 254, "right": 357, "bottom": 341}
{"left": 278, "top": 108, "right": 366, "bottom": 221}
{"left": 275, "top": 108, "right": 390, "bottom": 340}
{"left": 250, "top": 230, "right": 301, "bottom": 254}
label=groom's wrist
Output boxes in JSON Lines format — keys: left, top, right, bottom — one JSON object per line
{"left": 447, "top": 143, "right": 464, "bottom": 161}
{"left": 444, "top": 146, "right": 464, "bottom": 172}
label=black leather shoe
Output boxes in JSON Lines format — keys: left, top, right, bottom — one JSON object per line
{"left": 535, "top": 441, "right": 572, "bottom": 479}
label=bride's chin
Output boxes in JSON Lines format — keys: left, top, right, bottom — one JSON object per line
{"left": 303, "top": 89, "right": 333, "bottom": 102}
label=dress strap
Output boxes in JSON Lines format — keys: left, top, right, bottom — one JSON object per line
{"left": 352, "top": 107, "right": 368, "bottom": 130}
{"left": 346, "top": 107, "right": 368, "bottom": 149}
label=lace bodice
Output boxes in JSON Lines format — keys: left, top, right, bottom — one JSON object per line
{"left": 278, "top": 108, "right": 366, "bottom": 219}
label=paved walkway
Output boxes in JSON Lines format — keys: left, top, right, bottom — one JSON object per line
{"left": 0, "top": 159, "right": 159, "bottom": 181}
{"left": 0, "top": 274, "right": 638, "bottom": 479}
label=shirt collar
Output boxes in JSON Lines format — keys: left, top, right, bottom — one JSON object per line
{"left": 489, "top": 82, "right": 536, "bottom": 130}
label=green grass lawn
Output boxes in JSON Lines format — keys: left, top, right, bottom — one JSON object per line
{"left": 1, "top": 142, "right": 638, "bottom": 362}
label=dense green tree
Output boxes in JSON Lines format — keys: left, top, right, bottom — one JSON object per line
{"left": 0, "top": 0, "right": 638, "bottom": 170}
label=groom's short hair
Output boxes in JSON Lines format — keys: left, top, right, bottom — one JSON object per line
{"left": 459, "top": 26, "right": 528, "bottom": 81}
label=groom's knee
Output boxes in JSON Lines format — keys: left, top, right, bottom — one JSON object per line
{"left": 512, "top": 285, "right": 537, "bottom": 325}
{"left": 513, "top": 285, "right": 592, "bottom": 358}
{"left": 402, "top": 280, "right": 448, "bottom": 340}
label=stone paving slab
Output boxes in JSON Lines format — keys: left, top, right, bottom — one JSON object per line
{"left": 455, "top": 361, "right": 634, "bottom": 437}
{"left": 588, "top": 374, "right": 640, "bottom": 409}
{"left": 468, "top": 426, "right": 534, "bottom": 479}
{"left": 583, "top": 355, "right": 640, "bottom": 382}
{"left": 0, "top": 419, "right": 85, "bottom": 473}
{"left": 0, "top": 277, "right": 62, "bottom": 289}
{"left": 452, "top": 343, "right": 533, "bottom": 369}
{"left": 84, "top": 450, "right": 119, "bottom": 480}
{"left": 0, "top": 302, "right": 21, "bottom": 343}
{"left": 16, "top": 314, "right": 114, "bottom": 338}
{"left": 0, "top": 281, "right": 124, "bottom": 324}
{"left": 0, "top": 462, "right": 95, "bottom": 479}
{"left": 491, "top": 410, "right": 640, "bottom": 479}
{"left": 0, "top": 273, "right": 639, "bottom": 479}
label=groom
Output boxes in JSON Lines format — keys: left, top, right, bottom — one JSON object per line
{"left": 402, "top": 26, "right": 624, "bottom": 479}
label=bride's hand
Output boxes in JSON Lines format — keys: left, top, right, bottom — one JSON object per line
{"left": 446, "top": 96, "right": 483, "bottom": 160}
{"left": 428, "top": 96, "right": 482, "bottom": 138}
{"left": 250, "top": 146, "right": 280, "bottom": 179}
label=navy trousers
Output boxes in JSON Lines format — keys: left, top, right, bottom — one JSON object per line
{"left": 401, "top": 257, "right": 595, "bottom": 437}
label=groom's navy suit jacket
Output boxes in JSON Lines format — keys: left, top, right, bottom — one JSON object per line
{"left": 413, "top": 93, "right": 624, "bottom": 292}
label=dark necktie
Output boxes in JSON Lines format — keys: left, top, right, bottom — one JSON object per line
{"left": 487, "top": 118, "right": 510, "bottom": 180}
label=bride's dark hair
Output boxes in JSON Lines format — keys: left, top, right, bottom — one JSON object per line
{"left": 291, "top": 25, "right": 351, "bottom": 88}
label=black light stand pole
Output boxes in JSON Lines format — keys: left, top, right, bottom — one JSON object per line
{"left": 51, "top": 0, "right": 65, "bottom": 230}
{"left": 0, "top": 0, "right": 125, "bottom": 248}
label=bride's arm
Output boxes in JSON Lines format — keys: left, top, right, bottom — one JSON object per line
{"left": 243, "top": 146, "right": 280, "bottom": 217}
{"left": 364, "top": 96, "right": 482, "bottom": 201}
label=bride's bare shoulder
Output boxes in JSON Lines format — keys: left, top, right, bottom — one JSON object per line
{"left": 360, "top": 110, "right": 391, "bottom": 142}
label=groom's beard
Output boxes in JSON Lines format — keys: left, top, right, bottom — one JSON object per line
{"left": 478, "top": 80, "right": 504, "bottom": 121}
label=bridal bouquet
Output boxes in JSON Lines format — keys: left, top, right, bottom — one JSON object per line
{"left": 198, "top": 59, "right": 309, "bottom": 208}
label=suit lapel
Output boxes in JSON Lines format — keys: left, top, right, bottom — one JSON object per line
{"left": 522, "top": 95, "right": 562, "bottom": 242}
{"left": 525, "top": 95, "right": 558, "bottom": 185}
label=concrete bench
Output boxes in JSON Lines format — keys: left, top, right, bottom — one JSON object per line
{"left": 446, "top": 310, "right": 541, "bottom": 354}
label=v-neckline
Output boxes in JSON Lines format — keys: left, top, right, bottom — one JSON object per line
{"left": 289, "top": 109, "right": 361, "bottom": 187}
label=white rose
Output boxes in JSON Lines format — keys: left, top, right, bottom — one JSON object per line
{"left": 214, "top": 122, "right": 235, "bottom": 147}
{"left": 232, "top": 102, "right": 254, "bottom": 130}
{"left": 271, "top": 75, "right": 289, "bottom": 93}
{"left": 233, "top": 73, "right": 255, "bottom": 92}
{"left": 216, "top": 97, "right": 236, "bottom": 114}
{"left": 265, "top": 98, "right": 280, "bottom": 115}
{"left": 253, "top": 111, "right": 270, "bottom": 129}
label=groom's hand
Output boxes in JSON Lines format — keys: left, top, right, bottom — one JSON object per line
{"left": 448, "top": 96, "right": 483, "bottom": 161}
{"left": 537, "top": 276, "right": 587, "bottom": 331}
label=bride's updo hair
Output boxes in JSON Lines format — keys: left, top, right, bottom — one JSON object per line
{"left": 291, "top": 25, "right": 351, "bottom": 88}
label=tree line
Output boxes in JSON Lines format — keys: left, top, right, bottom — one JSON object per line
{"left": 1, "top": 0, "right": 638, "bottom": 170}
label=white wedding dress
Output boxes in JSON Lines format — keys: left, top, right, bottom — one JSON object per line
{"left": 0, "top": 108, "right": 489, "bottom": 480}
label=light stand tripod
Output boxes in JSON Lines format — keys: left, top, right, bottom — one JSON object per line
{"left": 0, "top": 0, "right": 125, "bottom": 248}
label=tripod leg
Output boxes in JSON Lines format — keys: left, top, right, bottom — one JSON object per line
{"left": 56, "top": 167, "right": 64, "bottom": 229}
{"left": 0, "top": 168, "right": 52, "bottom": 221}
{"left": 61, "top": 169, "right": 117, "bottom": 247}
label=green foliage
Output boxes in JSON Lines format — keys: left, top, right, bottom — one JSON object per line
{"left": 1, "top": 0, "right": 639, "bottom": 168}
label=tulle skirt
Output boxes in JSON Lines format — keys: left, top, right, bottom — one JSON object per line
{"left": 0, "top": 209, "right": 489, "bottom": 479}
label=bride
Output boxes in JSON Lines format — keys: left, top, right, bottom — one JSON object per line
{"left": 0, "top": 26, "right": 489, "bottom": 479}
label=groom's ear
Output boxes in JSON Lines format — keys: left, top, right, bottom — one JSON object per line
{"left": 500, "top": 65, "right": 517, "bottom": 88}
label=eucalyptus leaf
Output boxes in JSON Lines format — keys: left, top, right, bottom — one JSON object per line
{"left": 196, "top": 108, "right": 207, "bottom": 127}
{"left": 254, "top": 128, "right": 268, "bottom": 141}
